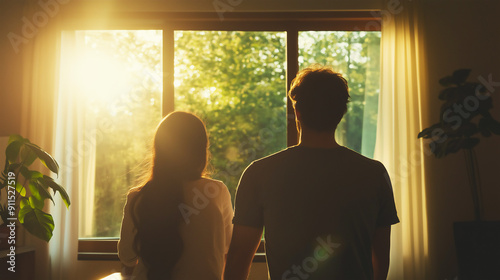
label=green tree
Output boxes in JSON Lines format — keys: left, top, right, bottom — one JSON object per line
{"left": 299, "top": 31, "right": 380, "bottom": 157}
{"left": 174, "top": 31, "right": 288, "bottom": 200}
{"left": 81, "top": 31, "right": 162, "bottom": 237}
{"left": 77, "top": 30, "right": 380, "bottom": 237}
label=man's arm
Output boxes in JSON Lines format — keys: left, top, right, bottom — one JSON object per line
{"left": 372, "top": 226, "right": 391, "bottom": 280}
{"left": 223, "top": 225, "right": 263, "bottom": 280}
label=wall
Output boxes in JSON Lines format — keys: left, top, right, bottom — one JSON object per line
{"left": 0, "top": 0, "right": 23, "bottom": 136}
{"left": 1, "top": 0, "right": 500, "bottom": 279}
{"left": 421, "top": 1, "right": 500, "bottom": 279}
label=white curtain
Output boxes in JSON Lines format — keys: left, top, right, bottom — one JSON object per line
{"left": 49, "top": 30, "right": 97, "bottom": 279}
{"left": 19, "top": 3, "right": 62, "bottom": 280}
{"left": 374, "top": 1, "right": 429, "bottom": 279}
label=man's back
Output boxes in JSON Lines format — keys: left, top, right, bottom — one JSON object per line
{"left": 232, "top": 145, "right": 399, "bottom": 279}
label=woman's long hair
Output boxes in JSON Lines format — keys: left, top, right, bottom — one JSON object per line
{"left": 128, "top": 111, "right": 209, "bottom": 279}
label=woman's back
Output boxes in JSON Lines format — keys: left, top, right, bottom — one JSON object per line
{"left": 118, "top": 178, "right": 233, "bottom": 280}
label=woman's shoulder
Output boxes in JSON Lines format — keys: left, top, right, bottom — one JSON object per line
{"left": 200, "top": 177, "right": 227, "bottom": 187}
{"left": 187, "top": 178, "right": 230, "bottom": 198}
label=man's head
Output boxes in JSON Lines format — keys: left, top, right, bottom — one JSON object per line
{"left": 288, "top": 65, "right": 350, "bottom": 132}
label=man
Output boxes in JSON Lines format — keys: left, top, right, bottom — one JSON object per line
{"left": 224, "top": 65, "right": 399, "bottom": 280}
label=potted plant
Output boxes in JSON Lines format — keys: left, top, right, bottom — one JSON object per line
{"left": 0, "top": 134, "right": 70, "bottom": 248}
{"left": 418, "top": 69, "right": 500, "bottom": 279}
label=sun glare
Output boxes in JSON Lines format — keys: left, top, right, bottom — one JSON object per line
{"left": 74, "top": 49, "right": 131, "bottom": 102}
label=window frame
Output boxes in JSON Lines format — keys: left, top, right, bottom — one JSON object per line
{"left": 72, "top": 11, "right": 381, "bottom": 261}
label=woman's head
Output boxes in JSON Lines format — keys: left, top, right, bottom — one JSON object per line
{"left": 152, "top": 111, "right": 209, "bottom": 181}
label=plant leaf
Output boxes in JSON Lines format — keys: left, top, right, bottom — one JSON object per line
{"left": 29, "top": 195, "right": 45, "bottom": 210}
{"left": 418, "top": 123, "right": 441, "bottom": 139}
{"left": 439, "top": 76, "right": 455, "bottom": 87}
{"left": 27, "top": 179, "right": 54, "bottom": 207}
{"left": 462, "top": 137, "right": 480, "bottom": 149}
{"left": 6, "top": 140, "right": 23, "bottom": 164}
{"left": 452, "top": 69, "right": 471, "bottom": 84}
{"left": 478, "top": 117, "right": 492, "bottom": 137}
{"left": 16, "top": 182, "right": 26, "bottom": 197}
{"left": 7, "top": 134, "right": 25, "bottom": 145}
{"left": 34, "top": 179, "right": 54, "bottom": 206}
{"left": 20, "top": 198, "right": 30, "bottom": 209}
{"left": 19, "top": 166, "right": 43, "bottom": 181}
{"left": 19, "top": 204, "right": 54, "bottom": 242}
{"left": 438, "top": 87, "right": 458, "bottom": 101}
{"left": 25, "top": 143, "right": 59, "bottom": 175}
{"left": 40, "top": 175, "right": 71, "bottom": 208}
{"left": 485, "top": 117, "right": 500, "bottom": 135}
{"left": 20, "top": 144, "right": 38, "bottom": 167}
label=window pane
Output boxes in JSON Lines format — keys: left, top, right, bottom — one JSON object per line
{"left": 72, "top": 30, "right": 162, "bottom": 238}
{"left": 299, "top": 31, "right": 381, "bottom": 158}
{"left": 174, "top": 31, "right": 287, "bottom": 200}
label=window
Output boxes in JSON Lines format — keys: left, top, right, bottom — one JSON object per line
{"left": 68, "top": 30, "right": 163, "bottom": 239}
{"left": 61, "top": 12, "right": 381, "bottom": 259}
{"left": 299, "top": 31, "right": 380, "bottom": 157}
{"left": 174, "top": 31, "right": 288, "bottom": 201}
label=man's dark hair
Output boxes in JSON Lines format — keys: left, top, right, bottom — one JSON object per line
{"left": 288, "top": 65, "right": 350, "bottom": 132}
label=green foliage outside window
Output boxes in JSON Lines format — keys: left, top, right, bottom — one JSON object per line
{"left": 76, "top": 30, "right": 380, "bottom": 237}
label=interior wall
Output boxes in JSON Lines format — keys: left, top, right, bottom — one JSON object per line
{"left": 421, "top": 0, "right": 500, "bottom": 279}
{"left": 0, "top": 0, "right": 24, "bottom": 137}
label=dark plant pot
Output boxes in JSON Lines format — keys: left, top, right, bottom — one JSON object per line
{"left": 454, "top": 221, "right": 500, "bottom": 280}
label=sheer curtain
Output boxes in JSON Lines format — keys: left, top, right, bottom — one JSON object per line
{"left": 19, "top": 3, "right": 62, "bottom": 280}
{"left": 374, "top": 1, "right": 429, "bottom": 279}
{"left": 49, "top": 30, "right": 97, "bottom": 279}
{"left": 20, "top": 20, "right": 92, "bottom": 280}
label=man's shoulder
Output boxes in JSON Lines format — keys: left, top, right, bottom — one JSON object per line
{"left": 245, "top": 146, "right": 386, "bottom": 174}
{"left": 342, "top": 147, "right": 383, "bottom": 165}
{"left": 249, "top": 148, "right": 293, "bottom": 168}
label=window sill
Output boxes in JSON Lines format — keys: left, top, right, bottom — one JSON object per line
{"left": 78, "top": 239, "right": 267, "bottom": 262}
{"left": 78, "top": 252, "right": 266, "bottom": 262}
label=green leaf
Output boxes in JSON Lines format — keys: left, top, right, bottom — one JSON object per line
{"left": 27, "top": 179, "right": 54, "bottom": 207}
{"left": 18, "top": 201, "right": 31, "bottom": 223}
{"left": 20, "top": 145, "right": 38, "bottom": 167}
{"left": 20, "top": 198, "right": 30, "bottom": 209}
{"left": 16, "top": 182, "right": 26, "bottom": 197}
{"left": 5, "top": 141, "right": 23, "bottom": 163}
{"left": 19, "top": 166, "right": 43, "bottom": 181}
{"left": 40, "top": 176, "right": 71, "bottom": 208}
{"left": 29, "top": 195, "right": 45, "bottom": 210}
{"left": 25, "top": 143, "right": 59, "bottom": 175}
{"left": 34, "top": 179, "right": 54, "bottom": 206}
{"left": 452, "top": 69, "right": 471, "bottom": 84}
{"left": 7, "top": 134, "right": 25, "bottom": 145}
{"left": 19, "top": 204, "right": 54, "bottom": 242}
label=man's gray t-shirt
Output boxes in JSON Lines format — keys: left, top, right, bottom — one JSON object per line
{"left": 232, "top": 146, "right": 400, "bottom": 280}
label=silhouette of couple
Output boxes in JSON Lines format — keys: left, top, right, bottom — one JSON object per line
{"left": 118, "top": 65, "right": 399, "bottom": 280}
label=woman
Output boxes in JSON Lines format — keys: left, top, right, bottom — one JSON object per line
{"left": 118, "top": 111, "right": 233, "bottom": 280}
